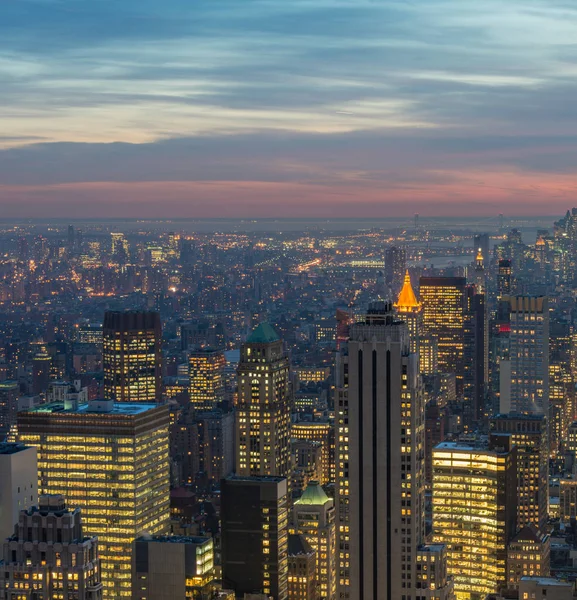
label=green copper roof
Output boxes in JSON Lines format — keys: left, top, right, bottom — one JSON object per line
{"left": 247, "top": 322, "right": 280, "bottom": 344}
{"left": 295, "top": 481, "right": 331, "bottom": 506}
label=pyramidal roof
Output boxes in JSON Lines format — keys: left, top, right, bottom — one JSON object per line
{"left": 394, "top": 270, "right": 421, "bottom": 311}
{"left": 295, "top": 480, "right": 331, "bottom": 506}
{"left": 247, "top": 322, "right": 280, "bottom": 344}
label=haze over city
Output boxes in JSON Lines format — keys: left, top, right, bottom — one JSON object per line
{"left": 4, "top": 3, "right": 577, "bottom": 600}
{"left": 2, "top": 0, "right": 577, "bottom": 217}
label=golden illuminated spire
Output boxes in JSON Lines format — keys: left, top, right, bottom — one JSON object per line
{"left": 394, "top": 270, "right": 421, "bottom": 312}
{"left": 476, "top": 247, "right": 484, "bottom": 263}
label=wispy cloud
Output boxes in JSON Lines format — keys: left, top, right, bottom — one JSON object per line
{"left": 1, "top": 0, "right": 575, "bottom": 215}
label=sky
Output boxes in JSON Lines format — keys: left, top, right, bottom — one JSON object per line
{"left": 1, "top": 0, "right": 576, "bottom": 218}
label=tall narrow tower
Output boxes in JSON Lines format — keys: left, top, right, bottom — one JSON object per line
{"left": 394, "top": 270, "right": 422, "bottom": 356}
{"left": 507, "top": 296, "right": 549, "bottom": 415}
{"left": 336, "top": 301, "right": 425, "bottom": 600}
{"left": 236, "top": 323, "right": 291, "bottom": 477}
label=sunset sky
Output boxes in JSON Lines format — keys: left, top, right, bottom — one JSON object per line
{"left": 1, "top": 0, "right": 576, "bottom": 218}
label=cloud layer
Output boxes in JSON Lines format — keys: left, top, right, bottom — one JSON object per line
{"left": 1, "top": 0, "right": 576, "bottom": 216}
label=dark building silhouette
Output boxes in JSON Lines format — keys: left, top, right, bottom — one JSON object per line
{"left": 221, "top": 476, "right": 289, "bottom": 600}
{"left": 384, "top": 246, "right": 406, "bottom": 293}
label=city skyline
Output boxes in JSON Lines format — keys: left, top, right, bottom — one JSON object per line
{"left": 2, "top": 0, "right": 577, "bottom": 217}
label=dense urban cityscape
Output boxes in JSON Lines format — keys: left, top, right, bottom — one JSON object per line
{"left": 0, "top": 213, "right": 576, "bottom": 599}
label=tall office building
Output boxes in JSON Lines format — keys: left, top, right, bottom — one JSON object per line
{"left": 432, "top": 438, "right": 517, "bottom": 600}
{"left": 221, "top": 476, "right": 289, "bottom": 600}
{"left": 0, "top": 380, "right": 20, "bottom": 439}
{"left": 198, "top": 409, "right": 235, "bottom": 484}
{"left": 490, "top": 415, "right": 548, "bottom": 531}
{"left": 420, "top": 277, "right": 467, "bottom": 396}
{"left": 32, "top": 352, "right": 51, "bottom": 396}
{"left": 236, "top": 323, "right": 291, "bottom": 477}
{"left": 188, "top": 348, "right": 225, "bottom": 410}
{"left": 473, "top": 233, "right": 490, "bottom": 268}
{"left": 132, "top": 535, "right": 217, "bottom": 600}
{"left": 0, "top": 495, "right": 102, "bottom": 600}
{"left": 17, "top": 399, "right": 170, "bottom": 599}
{"left": 548, "top": 321, "right": 574, "bottom": 454}
{"left": 463, "top": 285, "right": 487, "bottom": 424}
{"left": 103, "top": 310, "right": 162, "bottom": 403}
{"left": 335, "top": 301, "right": 425, "bottom": 600}
{"left": 472, "top": 248, "right": 486, "bottom": 294}
{"left": 110, "top": 231, "right": 129, "bottom": 263}
{"left": 385, "top": 246, "right": 406, "bottom": 293}
{"left": 292, "top": 481, "right": 337, "bottom": 600}
{"left": 505, "top": 296, "right": 549, "bottom": 415}
{"left": 497, "top": 259, "right": 512, "bottom": 297}
{"left": 394, "top": 270, "right": 422, "bottom": 355}
{"left": 0, "top": 443, "right": 37, "bottom": 561}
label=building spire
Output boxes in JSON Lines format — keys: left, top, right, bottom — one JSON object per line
{"left": 476, "top": 247, "right": 484, "bottom": 268}
{"left": 394, "top": 270, "right": 421, "bottom": 312}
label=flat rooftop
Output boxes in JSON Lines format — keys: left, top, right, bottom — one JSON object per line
{"left": 0, "top": 442, "right": 33, "bottom": 455}
{"left": 25, "top": 401, "right": 159, "bottom": 416}
{"left": 225, "top": 475, "right": 286, "bottom": 483}
{"left": 135, "top": 535, "right": 211, "bottom": 545}
{"left": 520, "top": 576, "right": 572, "bottom": 586}
{"left": 434, "top": 440, "right": 509, "bottom": 454}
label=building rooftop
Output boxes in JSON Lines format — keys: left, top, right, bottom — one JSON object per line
{"left": 0, "top": 380, "right": 19, "bottom": 389}
{"left": 434, "top": 440, "right": 509, "bottom": 455}
{"left": 492, "top": 412, "right": 546, "bottom": 421}
{"left": 24, "top": 400, "right": 159, "bottom": 416}
{"left": 520, "top": 576, "right": 572, "bottom": 587}
{"left": 135, "top": 535, "right": 211, "bottom": 545}
{"left": 394, "top": 270, "right": 421, "bottom": 311}
{"left": 246, "top": 322, "right": 280, "bottom": 344}
{"left": 225, "top": 475, "right": 286, "bottom": 484}
{"left": 288, "top": 534, "right": 314, "bottom": 557}
{"left": 0, "top": 442, "right": 33, "bottom": 455}
{"left": 512, "top": 524, "right": 547, "bottom": 544}
{"left": 295, "top": 481, "right": 331, "bottom": 506}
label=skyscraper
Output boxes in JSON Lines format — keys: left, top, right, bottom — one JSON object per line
{"left": 0, "top": 381, "right": 20, "bottom": 440}
{"left": 236, "top": 323, "right": 291, "bottom": 477}
{"left": 103, "top": 310, "right": 162, "bottom": 403}
{"left": 292, "top": 481, "right": 336, "bottom": 600}
{"left": 384, "top": 246, "right": 406, "bottom": 293}
{"left": 420, "top": 277, "right": 467, "bottom": 395}
{"left": 394, "top": 270, "right": 422, "bottom": 355}
{"left": 110, "top": 231, "right": 129, "bottom": 264}
{"left": 472, "top": 247, "right": 486, "bottom": 294}
{"left": 463, "top": 285, "right": 487, "bottom": 424}
{"left": 17, "top": 399, "right": 170, "bottom": 599}
{"left": 335, "top": 301, "right": 425, "bottom": 600}
{"left": 0, "top": 495, "right": 102, "bottom": 600}
{"left": 432, "top": 438, "right": 517, "bottom": 599}
{"left": 490, "top": 415, "right": 548, "bottom": 531}
{"left": 497, "top": 259, "right": 512, "bottom": 298}
{"left": 188, "top": 348, "right": 225, "bottom": 410}
{"left": 505, "top": 296, "right": 549, "bottom": 415}
{"left": 221, "top": 476, "right": 289, "bottom": 600}
{"left": 473, "top": 233, "right": 490, "bottom": 268}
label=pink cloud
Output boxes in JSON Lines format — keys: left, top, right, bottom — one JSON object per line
{"left": 0, "top": 168, "right": 575, "bottom": 218}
